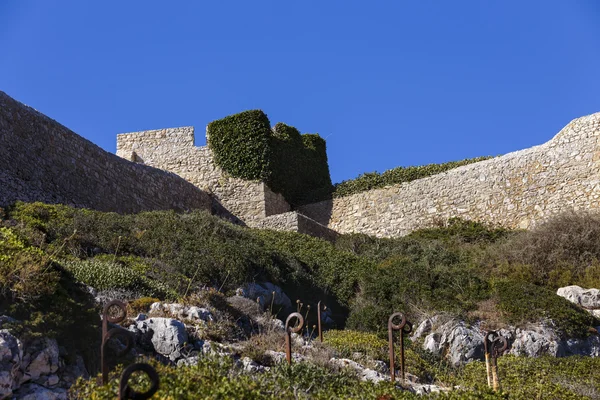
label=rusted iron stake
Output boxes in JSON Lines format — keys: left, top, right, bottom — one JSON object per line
{"left": 317, "top": 301, "right": 323, "bottom": 342}
{"left": 285, "top": 312, "right": 304, "bottom": 365}
{"left": 119, "top": 363, "right": 160, "bottom": 400}
{"left": 388, "top": 312, "right": 408, "bottom": 384}
{"left": 487, "top": 333, "right": 507, "bottom": 392}
{"left": 483, "top": 331, "right": 497, "bottom": 388}
{"left": 399, "top": 321, "right": 412, "bottom": 383}
{"left": 101, "top": 300, "right": 133, "bottom": 385}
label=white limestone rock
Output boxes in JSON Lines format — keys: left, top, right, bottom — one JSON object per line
{"left": 557, "top": 285, "right": 600, "bottom": 317}
{"left": 132, "top": 317, "right": 188, "bottom": 362}
{"left": 236, "top": 283, "right": 292, "bottom": 310}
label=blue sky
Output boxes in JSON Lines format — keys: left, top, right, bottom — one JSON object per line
{"left": 1, "top": 1, "right": 599, "bottom": 184}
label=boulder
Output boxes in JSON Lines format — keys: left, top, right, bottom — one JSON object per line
{"left": 263, "top": 350, "right": 305, "bottom": 364}
{"left": 236, "top": 283, "right": 292, "bottom": 311}
{"left": 438, "top": 322, "right": 484, "bottom": 366}
{"left": 509, "top": 326, "right": 564, "bottom": 357}
{"left": 130, "top": 318, "right": 188, "bottom": 361}
{"left": 238, "top": 357, "right": 266, "bottom": 373}
{"left": 13, "top": 383, "right": 67, "bottom": 400}
{"left": 329, "top": 358, "right": 387, "bottom": 383}
{"left": 557, "top": 286, "right": 600, "bottom": 318}
{"left": 0, "top": 329, "right": 21, "bottom": 398}
{"left": 150, "top": 303, "right": 213, "bottom": 322}
{"left": 20, "top": 338, "right": 59, "bottom": 384}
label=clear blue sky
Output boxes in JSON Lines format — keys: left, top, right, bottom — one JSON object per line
{"left": 2, "top": 1, "right": 599, "bottom": 184}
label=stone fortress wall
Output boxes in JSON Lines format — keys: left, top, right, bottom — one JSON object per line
{"left": 0, "top": 91, "right": 211, "bottom": 214}
{"left": 299, "top": 112, "right": 600, "bottom": 237}
{"left": 116, "top": 127, "right": 291, "bottom": 226}
{"left": 2, "top": 88, "right": 600, "bottom": 239}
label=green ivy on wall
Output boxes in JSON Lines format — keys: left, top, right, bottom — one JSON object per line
{"left": 207, "top": 110, "right": 273, "bottom": 182}
{"left": 207, "top": 113, "right": 332, "bottom": 206}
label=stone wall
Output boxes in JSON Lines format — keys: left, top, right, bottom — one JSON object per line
{"left": 116, "top": 127, "right": 290, "bottom": 225}
{"left": 300, "top": 112, "right": 600, "bottom": 237}
{"left": 254, "top": 211, "right": 340, "bottom": 242}
{"left": 0, "top": 91, "right": 211, "bottom": 213}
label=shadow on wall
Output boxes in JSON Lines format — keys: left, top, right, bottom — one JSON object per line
{"left": 298, "top": 199, "right": 334, "bottom": 228}
{"left": 210, "top": 197, "right": 246, "bottom": 226}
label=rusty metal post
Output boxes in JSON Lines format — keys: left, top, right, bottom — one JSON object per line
{"left": 489, "top": 334, "right": 508, "bottom": 392}
{"left": 399, "top": 321, "right": 412, "bottom": 383}
{"left": 388, "top": 312, "right": 407, "bottom": 384}
{"left": 119, "top": 363, "right": 160, "bottom": 400}
{"left": 484, "top": 331, "right": 497, "bottom": 388}
{"left": 285, "top": 312, "right": 304, "bottom": 365}
{"left": 101, "top": 300, "right": 133, "bottom": 385}
{"left": 317, "top": 301, "right": 323, "bottom": 342}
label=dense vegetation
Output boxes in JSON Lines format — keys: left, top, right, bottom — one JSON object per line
{"left": 332, "top": 156, "right": 493, "bottom": 198}
{"left": 1, "top": 203, "right": 598, "bottom": 339}
{"left": 71, "top": 333, "right": 600, "bottom": 399}
{"left": 207, "top": 111, "right": 332, "bottom": 206}
{"left": 1, "top": 202, "right": 600, "bottom": 398}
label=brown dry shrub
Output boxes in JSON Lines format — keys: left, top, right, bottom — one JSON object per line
{"left": 485, "top": 210, "right": 600, "bottom": 288}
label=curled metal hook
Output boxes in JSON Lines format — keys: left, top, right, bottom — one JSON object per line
{"left": 484, "top": 331, "right": 508, "bottom": 391}
{"left": 285, "top": 312, "right": 304, "bottom": 365}
{"left": 101, "top": 300, "right": 134, "bottom": 384}
{"left": 118, "top": 363, "right": 160, "bottom": 400}
{"left": 388, "top": 313, "right": 410, "bottom": 384}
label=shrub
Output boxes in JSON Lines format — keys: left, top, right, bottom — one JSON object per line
{"left": 61, "top": 259, "right": 176, "bottom": 300}
{"left": 446, "top": 355, "right": 600, "bottom": 399}
{"left": 207, "top": 109, "right": 273, "bottom": 181}
{"left": 494, "top": 280, "right": 598, "bottom": 338}
{"left": 207, "top": 113, "right": 332, "bottom": 206}
{"left": 346, "top": 244, "right": 488, "bottom": 333}
{"left": 333, "top": 156, "right": 493, "bottom": 198}
{"left": 408, "top": 218, "right": 511, "bottom": 244}
{"left": 0, "top": 227, "right": 59, "bottom": 301}
{"left": 129, "top": 297, "right": 160, "bottom": 314}
{"left": 269, "top": 123, "right": 332, "bottom": 206}
{"left": 70, "top": 356, "right": 409, "bottom": 400}
{"left": 486, "top": 210, "right": 600, "bottom": 288}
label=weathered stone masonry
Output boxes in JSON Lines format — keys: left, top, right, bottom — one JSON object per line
{"left": 299, "top": 112, "right": 600, "bottom": 237}
{"left": 0, "top": 91, "right": 211, "bottom": 213}
{"left": 3, "top": 89, "right": 600, "bottom": 240}
{"left": 116, "top": 127, "right": 291, "bottom": 226}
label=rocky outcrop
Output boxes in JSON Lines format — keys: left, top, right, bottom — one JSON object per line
{"left": 129, "top": 317, "right": 188, "bottom": 362}
{"left": 416, "top": 315, "right": 600, "bottom": 365}
{"left": 557, "top": 285, "right": 600, "bottom": 318}
{"left": 149, "top": 302, "right": 213, "bottom": 322}
{"left": 236, "top": 282, "right": 292, "bottom": 311}
{"left": 0, "top": 325, "right": 88, "bottom": 400}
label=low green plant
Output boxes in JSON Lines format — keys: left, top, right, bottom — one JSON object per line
{"left": 333, "top": 156, "right": 493, "bottom": 198}
{"left": 445, "top": 355, "right": 600, "bottom": 399}
{"left": 62, "top": 259, "right": 176, "bottom": 300}
{"left": 494, "top": 280, "right": 598, "bottom": 338}
{"left": 70, "top": 356, "right": 410, "bottom": 400}
{"left": 0, "top": 226, "right": 59, "bottom": 301}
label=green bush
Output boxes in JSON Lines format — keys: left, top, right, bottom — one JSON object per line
{"left": 206, "top": 113, "right": 332, "bottom": 206}
{"left": 269, "top": 123, "right": 332, "bottom": 206}
{"left": 486, "top": 211, "right": 600, "bottom": 288}
{"left": 0, "top": 226, "right": 59, "bottom": 301}
{"left": 207, "top": 110, "right": 273, "bottom": 181}
{"left": 61, "top": 259, "right": 176, "bottom": 300}
{"left": 446, "top": 355, "right": 600, "bottom": 399}
{"left": 494, "top": 280, "right": 598, "bottom": 338}
{"left": 346, "top": 242, "right": 489, "bottom": 333}
{"left": 333, "top": 156, "right": 493, "bottom": 198}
